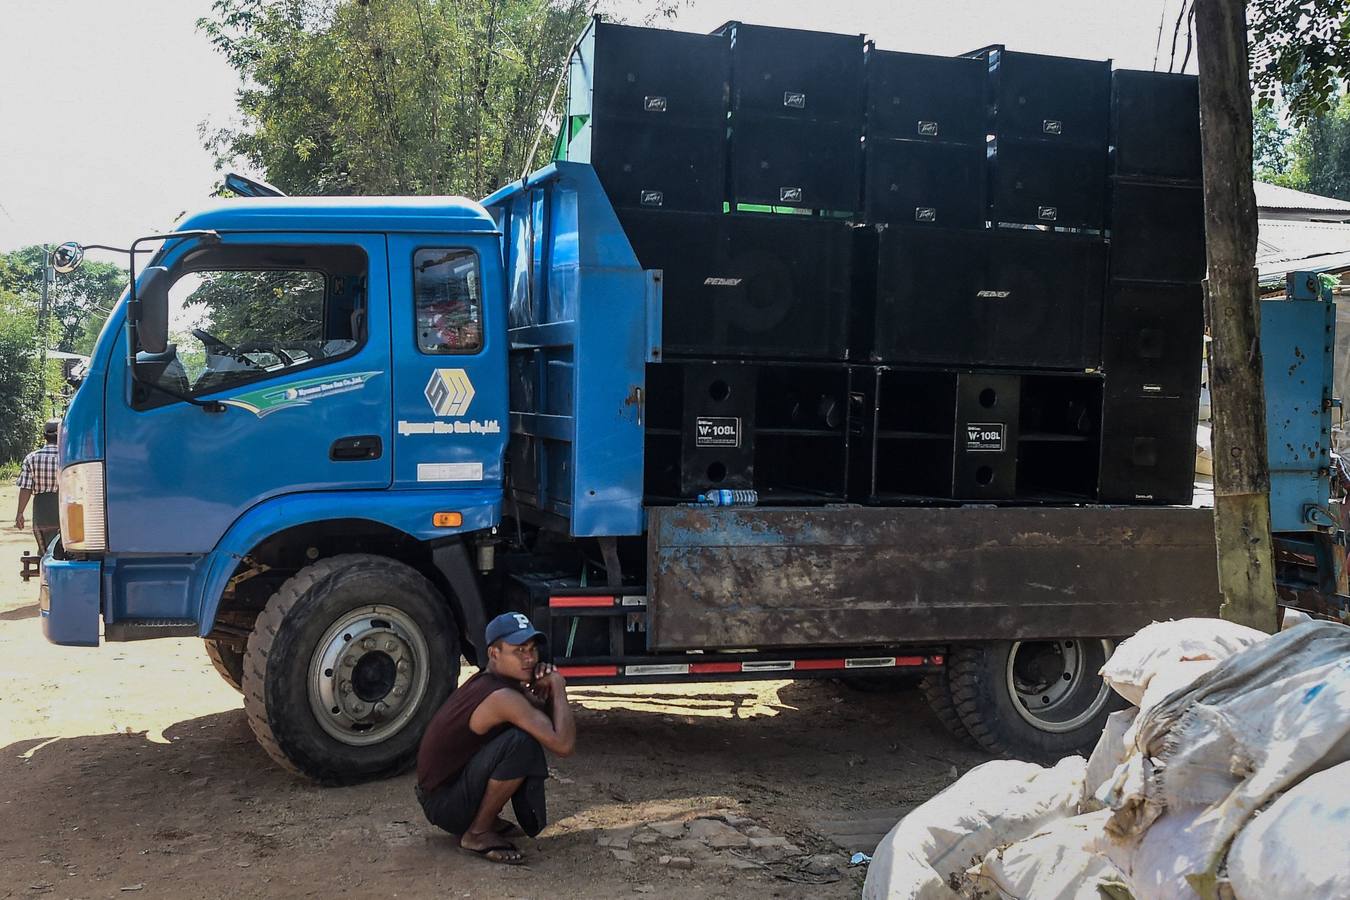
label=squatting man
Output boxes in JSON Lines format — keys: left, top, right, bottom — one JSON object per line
{"left": 415, "top": 612, "right": 576, "bottom": 864}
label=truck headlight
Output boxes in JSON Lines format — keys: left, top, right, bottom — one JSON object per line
{"left": 59, "top": 461, "right": 106, "bottom": 552}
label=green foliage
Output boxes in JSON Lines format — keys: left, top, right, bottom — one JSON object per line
{"left": 1255, "top": 93, "right": 1350, "bottom": 201}
{"left": 1252, "top": 0, "right": 1350, "bottom": 125}
{"left": 1253, "top": 101, "right": 1294, "bottom": 182}
{"left": 0, "top": 247, "right": 127, "bottom": 463}
{"left": 200, "top": 0, "right": 593, "bottom": 198}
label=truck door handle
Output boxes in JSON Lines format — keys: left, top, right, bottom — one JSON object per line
{"left": 330, "top": 435, "right": 382, "bottom": 461}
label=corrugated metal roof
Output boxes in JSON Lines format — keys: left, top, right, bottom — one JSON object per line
{"left": 1257, "top": 219, "right": 1350, "bottom": 284}
{"left": 1255, "top": 181, "right": 1350, "bottom": 214}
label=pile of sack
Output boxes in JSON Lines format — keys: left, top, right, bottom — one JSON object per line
{"left": 863, "top": 617, "right": 1350, "bottom": 900}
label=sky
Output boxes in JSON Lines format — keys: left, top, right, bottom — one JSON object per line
{"left": 0, "top": 0, "right": 1197, "bottom": 265}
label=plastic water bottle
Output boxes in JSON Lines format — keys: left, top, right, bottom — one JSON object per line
{"left": 696, "top": 489, "right": 758, "bottom": 507}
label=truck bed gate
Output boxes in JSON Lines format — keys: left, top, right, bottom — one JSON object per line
{"left": 647, "top": 505, "right": 1221, "bottom": 650}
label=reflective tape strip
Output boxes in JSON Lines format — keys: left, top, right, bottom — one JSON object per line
{"left": 620, "top": 595, "right": 649, "bottom": 607}
{"left": 558, "top": 665, "right": 618, "bottom": 678}
{"left": 690, "top": 661, "right": 742, "bottom": 674}
{"left": 623, "top": 663, "right": 690, "bottom": 676}
{"left": 844, "top": 657, "right": 897, "bottom": 669}
{"left": 895, "top": 656, "right": 928, "bottom": 667}
{"left": 795, "top": 659, "right": 847, "bottom": 671}
{"left": 740, "top": 660, "right": 793, "bottom": 672}
{"left": 549, "top": 596, "right": 614, "bottom": 608}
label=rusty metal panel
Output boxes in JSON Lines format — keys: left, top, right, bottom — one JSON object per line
{"left": 646, "top": 505, "right": 1220, "bottom": 650}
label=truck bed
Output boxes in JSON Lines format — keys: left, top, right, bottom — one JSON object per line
{"left": 647, "top": 504, "right": 1220, "bottom": 650}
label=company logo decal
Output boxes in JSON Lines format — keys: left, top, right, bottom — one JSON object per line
{"left": 221, "top": 371, "right": 381, "bottom": 418}
{"left": 780, "top": 186, "right": 803, "bottom": 203}
{"left": 1038, "top": 206, "right": 1059, "bottom": 221}
{"left": 976, "top": 289, "right": 1011, "bottom": 299}
{"left": 1042, "top": 119, "right": 1063, "bottom": 135}
{"left": 915, "top": 207, "right": 938, "bottom": 223}
{"left": 783, "top": 91, "right": 807, "bottom": 109}
{"left": 425, "top": 368, "right": 475, "bottom": 417}
{"left": 640, "top": 190, "right": 665, "bottom": 207}
{"left": 917, "top": 120, "right": 939, "bottom": 136}
{"left": 644, "top": 96, "right": 668, "bottom": 112}
{"left": 703, "top": 277, "right": 743, "bottom": 286}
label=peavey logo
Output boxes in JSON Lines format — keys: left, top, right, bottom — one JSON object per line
{"left": 917, "top": 120, "right": 939, "bottom": 137}
{"left": 640, "top": 190, "right": 665, "bottom": 207}
{"left": 783, "top": 91, "right": 807, "bottom": 109}
{"left": 976, "top": 289, "right": 1012, "bottom": 299}
{"left": 915, "top": 207, "right": 937, "bottom": 223}
{"left": 644, "top": 96, "right": 668, "bottom": 112}
{"left": 1038, "top": 206, "right": 1059, "bottom": 221}
{"left": 780, "top": 186, "right": 803, "bottom": 203}
{"left": 1042, "top": 119, "right": 1063, "bottom": 135}
{"left": 704, "top": 277, "right": 744, "bottom": 286}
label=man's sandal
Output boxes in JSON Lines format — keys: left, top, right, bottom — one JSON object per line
{"left": 459, "top": 842, "right": 525, "bottom": 865}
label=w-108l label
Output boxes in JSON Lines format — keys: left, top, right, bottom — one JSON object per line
{"left": 965, "top": 422, "right": 1006, "bottom": 452}
{"left": 696, "top": 417, "right": 741, "bottom": 448}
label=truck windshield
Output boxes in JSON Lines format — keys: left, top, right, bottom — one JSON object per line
{"left": 133, "top": 242, "right": 368, "bottom": 408}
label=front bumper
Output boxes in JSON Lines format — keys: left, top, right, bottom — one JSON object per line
{"left": 40, "top": 546, "right": 102, "bottom": 647}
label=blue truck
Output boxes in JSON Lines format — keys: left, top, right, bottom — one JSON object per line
{"left": 34, "top": 161, "right": 1336, "bottom": 783}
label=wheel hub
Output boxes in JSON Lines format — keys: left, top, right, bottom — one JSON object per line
{"left": 1006, "top": 639, "right": 1115, "bottom": 734}
{"left": 307, "top": 605, "right": 430, "bottom": 746}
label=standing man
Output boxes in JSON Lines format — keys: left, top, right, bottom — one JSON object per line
{"left": 14, "top": 419, "right": 61, "bottom": 553}
{"left": 415, "top": 612, "right": 576, "bottom": 864}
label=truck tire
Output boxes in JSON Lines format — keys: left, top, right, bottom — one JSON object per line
{"left": 204, "top": 638, "right": 245, "bottom": 693}
{"left": 949, "top": 639, "right": 1124, "bottom": 762}
{"left": 920, "top": 669, "right": 975, "bottom": 746}
{"left": 242, "top": 554, "right": 460, "bottom": 784}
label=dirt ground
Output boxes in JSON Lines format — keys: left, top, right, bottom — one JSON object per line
{"left": 0, "top": 484, "right": 990, "bottom": 899}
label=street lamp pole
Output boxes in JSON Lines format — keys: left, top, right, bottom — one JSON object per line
{"left": 36, "top": 247, "right": 54, "bottom": 419}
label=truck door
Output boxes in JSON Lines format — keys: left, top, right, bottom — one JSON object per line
{"left": 386, "top": 234, "right": 506, "bottom": 493}
{"left": 104, "top": 233, "right": 392, "bottom": 553}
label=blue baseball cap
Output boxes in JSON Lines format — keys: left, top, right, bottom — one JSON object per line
{"left": 485, "top": 612, "right": 546, "bottom": 647}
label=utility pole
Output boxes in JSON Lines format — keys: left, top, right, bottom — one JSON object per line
{"left": 35, "top": 246, "right": 54, "bottom": 422}
{"left": 1195, "top": 0, "right": 1279, "bottom": 632}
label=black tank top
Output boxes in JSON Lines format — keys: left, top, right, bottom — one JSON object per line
{"left": 415, "top": 671, "right": 518, "bottom": 793}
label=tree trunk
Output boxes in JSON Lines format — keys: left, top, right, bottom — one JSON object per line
{"left": 1195, "top": 0, "right": 1279, "bottom": 632}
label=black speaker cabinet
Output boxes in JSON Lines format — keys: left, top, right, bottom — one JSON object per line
{"left": 1111, "top": 70, "right": 1201, "bottom": 181}
{"left": 754, "top": 363, "right": 853, "bottom": 500}
{"left": 1099, "top": 393, "right": 1197, "bottom": 504}
{"left": 954, "top": 372, "right": 1020, "bottom": 499}
{"left": 588, "top": 119, "right": 726, "bottom": 213}
{"left": 621, "top": 210, "right": 853, "bottom": 360}
{"left": 1109, "top": 180, "right": 1206, "bottom": 283}
{"left": 720, "top": 22, "right": 864, "bottom": 124}
{"left": 1103, "top": 281, "right": 1204, "bottom": 399}
{"left": 729, "top": 114, "right": 861, "bottom": 211}
{"left": 865, "top": 48, "right": 988, "bottom": 144}
{"left": 586, "top": 21, "right": 730, "bottom": 123}
{"left": 975, "top": 46, "right": 1110, "bottom": 148}
{"left": 989, "top": 138, "right": 1108, "bottom": 229}
{"left": 869, "top": 227, "right": 1107, "bottom": 369}
{"left": 863, "top": 139, "right": 986, "bottom": 228}
{"left": 680, "top": 363, "right": 757, "bottom": 495}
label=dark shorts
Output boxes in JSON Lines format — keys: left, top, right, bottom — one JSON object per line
{"left": 415, "top": 727, "right": 549, "bottom": 837}
{"left": 32, "top": 492, "right": 58, "bottom": 553}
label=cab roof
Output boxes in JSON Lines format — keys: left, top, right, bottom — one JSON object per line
{"left": 174, "top": 195, "right": 499, "bottom": 235}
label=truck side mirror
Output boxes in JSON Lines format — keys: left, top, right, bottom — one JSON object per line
{"left": 136, "top": 266, "right": 171, "bottom": 354}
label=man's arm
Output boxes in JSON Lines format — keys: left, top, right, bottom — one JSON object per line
{"left": 470, "top": 677, "right": 576, "bottom": 757}
{"left": 14, "top": 487, "right": 31, "bottom": 530}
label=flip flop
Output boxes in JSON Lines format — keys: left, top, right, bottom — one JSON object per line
{"left": 460, "top": 842, "right": 525, "bottom": 865}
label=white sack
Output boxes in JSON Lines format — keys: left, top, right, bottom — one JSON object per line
{"left": 1228, "top": 762, "right": 1350, "bottom": 900}
{"left": 1093, "top": 806, "right": 1210, "bottom": 900}
{"left": 1082, "top": 708, "right": 1137, "bottom": 813}
{"left": 1109, "top": 621, "right": 1350, "bottom": 886}
{"left": 863, "top": 757, "right": 1086, "bottom": 900}
{"left": 1280, "top": 607, "right": 1313, "bottom": 631}
{"left": 1099, "top": 618, "right": 1267, "bottom": 706}
{"left": 970, "top": 809, "right": 1122, "bottom": 900}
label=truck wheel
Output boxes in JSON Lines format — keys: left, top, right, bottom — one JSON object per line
{"left": 204, "top": 638, "right": 245, "bottom": 693}
{"left": 920, "top": 668, "right": 975, "bottom": 746}
{"left": 949, "top": 639, "right": 1123, "bottom": 761}
{"left": 242, "top": 553, "right": 459, "bottom": 784}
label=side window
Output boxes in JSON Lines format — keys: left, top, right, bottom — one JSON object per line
{"left": 134, "top": 243, "right": 368, "bottom": 408}
{"left": 414, "top": 248, "right": 483, "bottom": 354}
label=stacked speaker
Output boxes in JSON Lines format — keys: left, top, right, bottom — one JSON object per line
{"left": 1098, "top": 70, "right": 1206, "bottom": 504}
{"left": 560, "top": 17, "right": 1205, "bottom": 506}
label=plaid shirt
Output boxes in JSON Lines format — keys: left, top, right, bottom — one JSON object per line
{"left": 16, "top": 444, "right": 60, "bottom": 495}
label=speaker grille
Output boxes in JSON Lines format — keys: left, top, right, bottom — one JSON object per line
{"left": 865, "top": 49, "right": 988, "bottom": 144}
